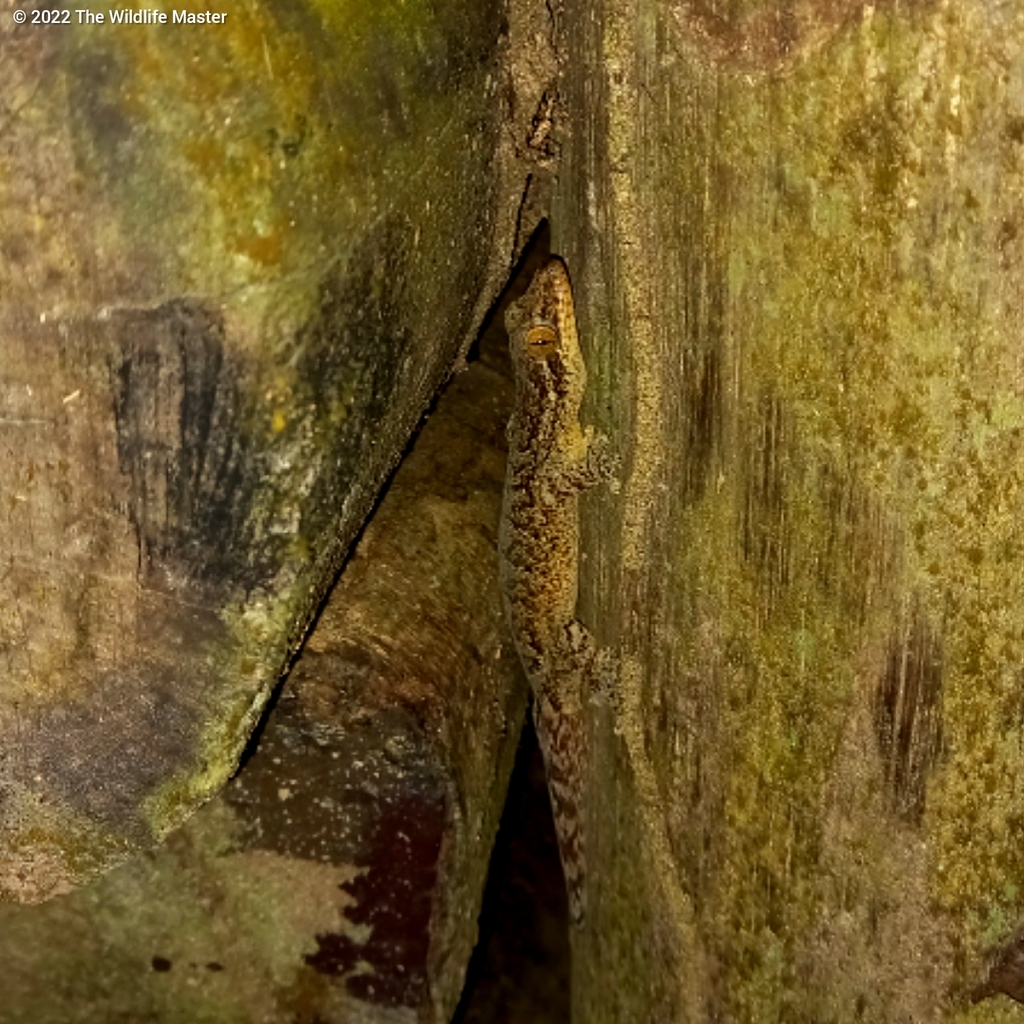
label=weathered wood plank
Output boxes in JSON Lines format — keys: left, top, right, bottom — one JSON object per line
{"left": 0, "top": 0, "right": 525, "bottom": 900}
{"left": 0, "top": 318, "right": 525, "bottom": 1023}
{"left": 555, "top": 0, "right": 1024, "bottom": 1019}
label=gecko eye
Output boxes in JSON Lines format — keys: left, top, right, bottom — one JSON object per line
{"left": 525, "top": 324, "right": 558, "bottom": 356}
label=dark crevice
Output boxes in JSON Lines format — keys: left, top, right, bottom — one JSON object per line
{"left": 452, "top": 713, "right": 570, "bottom": 1024}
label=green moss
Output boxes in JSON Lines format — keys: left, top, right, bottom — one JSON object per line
{"left": 66, "top": 0, "right": 500, "bottom": 316}
{"left": 0, "top": 798, "right": 362, "bottom": 1022}
{"left": 1, "top": 796, "right": 133, "bottom": 899}
{"left": 655, "top": 1, "right": 1024, "bottom": 1014}
{"left": 953, "top": 1000, "right": 1024, "bottom": 1024}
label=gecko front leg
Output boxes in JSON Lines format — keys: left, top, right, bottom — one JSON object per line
{"left": 498, "top": 256, "right": 614, "bottom": 925}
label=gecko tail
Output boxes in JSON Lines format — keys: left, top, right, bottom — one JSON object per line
{"left": 533, "top": 693, "right": 587, "bottom": 926}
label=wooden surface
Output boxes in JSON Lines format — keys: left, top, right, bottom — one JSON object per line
{"left": 0, "top": 0, "right": 521, "bottom": 901}
{"left": 0, "top": 322, "right": 526, "bottom": 1024}
{"left": 552, "top": 0, "right": 1024, "bottom": 1019}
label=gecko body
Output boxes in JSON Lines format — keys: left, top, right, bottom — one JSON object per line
{"left": 499, "top": 256, "right": 610, "bottom": 925}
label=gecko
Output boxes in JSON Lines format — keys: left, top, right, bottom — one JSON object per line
{"left": 498, "top": 256, "right": 613, "bottom": 926}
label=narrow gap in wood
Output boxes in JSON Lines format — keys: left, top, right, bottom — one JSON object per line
{"left": 451, "top": 713, "right": 571, "bottom": 1024}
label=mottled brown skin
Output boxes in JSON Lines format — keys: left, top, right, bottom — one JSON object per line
{"left": 499, "top": 257, "right": 609, "bottom": 925}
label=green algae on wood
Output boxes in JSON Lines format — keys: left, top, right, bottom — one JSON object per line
{"left": 556, "top": 0, "right": 1024, "bottom": 1019}
{"left": 0, "top": 0, "right": 510, "bottom": 900}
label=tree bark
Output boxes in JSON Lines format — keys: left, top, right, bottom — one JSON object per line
{"left": 0, "top": 310, "right": 526, "bottom": 1024}
{"left": 0, "top": 0, "right": 528, "bottom": 900}
{"left": 554, "top": 1, "right": 1024, "bottom": 1019}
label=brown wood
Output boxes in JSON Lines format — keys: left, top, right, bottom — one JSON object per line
{"left": 553, "top": 0, "right": 1024, "bottom": 1018}
{"left": 0, "top": 0, "right": 523, "bottom": 901}
{"left": 0, "top": 312, "right": 526, "bottom": 1024}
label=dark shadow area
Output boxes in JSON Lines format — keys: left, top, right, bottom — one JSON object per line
{"left": 452, "top": 711, "right": 571, "bottom": 1024}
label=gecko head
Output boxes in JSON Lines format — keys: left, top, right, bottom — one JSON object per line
{"left": 504, "top": 256, "right": 585, "bottom": 397}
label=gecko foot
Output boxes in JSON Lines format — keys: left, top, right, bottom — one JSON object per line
{"left": 586, "top": 427, "right": 618, "bottom": 482}
{"left": 561, "top": 620, "right": 619, "bottom": 711}
{"left": 590, "top": 645, "right": 620, "bottom": 711}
